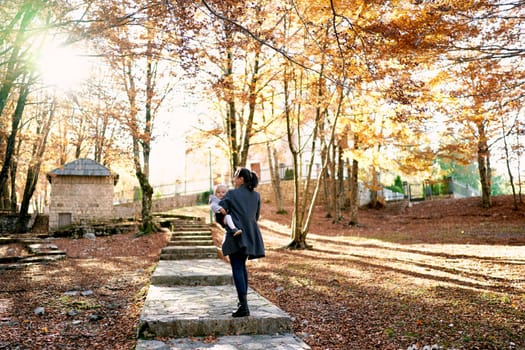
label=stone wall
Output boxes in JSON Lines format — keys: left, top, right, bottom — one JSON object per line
{"left": 48, "top": 176, "right": 115, "bottom": 231}
{"left": 152, "top": 194, "right": 199, "bottom": 213}
{"left": 256, "top": 180, "right": 370, "bottom": 207}
{"left": 256, "top": 180, "right": 322, "bottom": 206}
{"left": 113, "top": 193, "right": 199, "bottom": 219}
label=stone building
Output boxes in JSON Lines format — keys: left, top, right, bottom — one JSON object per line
{"left": 46, "top": 158, "right": 119, "bottom": 231}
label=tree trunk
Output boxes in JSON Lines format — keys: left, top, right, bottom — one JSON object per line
{"left": 283, "top": 61, "right": 307, "bottom": 248}
{"left": 268, "top": 147, "right": 285, "bottom": 213}
{"left": 321, "top": 142, "right": 331, "bottom": 215}
{"left": 0, "top": 80, "right": 29, "bottom": 204}
{"left": 10, "top": 155, "right": 18, "bottom": 212}
{"left": 0, "top": 182, "right": 9, "bottom": 211}
{"left": 284, "top": 19, "right": 342, "bottom": 249}
{"left": 16, "top": 166, "right": 38, "bottom": 233}
{"left": 136, "top": 170, "right": 156, "bottom": 235}
{"left": 369, "top": 166, "right": 383, "bottom": 209}
{"left": 239, "top": 49, "right": 260, "bottom": 167}
{"left": 262, "top": 93, "right": 285, "bottom": 213}
{"left": 16, "top": 96, "right": 56, "bottom": 232}
{"left": 477, "top": 122, "right": 492, "bottom": 208}
{"left": 288, "top": 148, "right": 306, "bottom": 249}
{"left": 287, "top": 70, "right": 321, "bottom": 249}
{"left": 0, "top": 7, "right": 39, "bottom": 207}
{"left": 223, "top": 24, "right": 239, "bottom": 172}
{"left": 516, "top": 131, "right": 523, "bottom": 203}
{"left": 478, "top": 149, "right": 492, "bottom": 208}
{"left": 348, "top": 158, "right": 359, "bottom": 226}
{"left": 135, "top": 49, "right": 158, "bottom": 235}
{"left": 501, "top": 116, "right": 518, "bottom": 210}
{"left": 0, "top": 5, "right": 37, "bottom": 118}
{"left": 329, "top": 142, "right": 337, "bottom": 220}
{"left": 336, "top": 143, "right": 345, "bottom": 220}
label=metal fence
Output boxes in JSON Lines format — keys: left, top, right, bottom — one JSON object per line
{"left": 114, "top": 164, "right": 482, "bottom": 205}
{"left": 449, "top": 179, "right": 481, "bottom": 198}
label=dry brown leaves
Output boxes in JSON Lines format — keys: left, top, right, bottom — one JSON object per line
{"left": 0, "top": 230, "right": 169, "bottom": 350}
{"left": 248, "top": 195, "right": 525, "bottom": 349}
{"left": 0, "top": 195, "right": 524, "bottom": 350}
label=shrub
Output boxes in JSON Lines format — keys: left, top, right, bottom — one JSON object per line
{"left": 198, "top": 190, "right": 212, "bottom": 204}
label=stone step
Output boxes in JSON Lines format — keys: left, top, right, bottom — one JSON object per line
{"left": 137, "top": 286, "right": 292, "bottom": 338}
{"left": 157, "top": 218, "right": 209, "bottom": 231}
{"left": 151, "top": 259, "right": 232, "bottom": 286}
{"left": 167, "top": 239, "right": 214, "bottom": 246}
{"left": 170, "top": 234, "right": 212, "bottom": 241}
{"left": 171, "top": 230, "right": 212, "bottom": 237}
{"left": 176, "top": 225, "right": 210, "bottom": 229}
{"left": 27, "top": 243, "right": 62, "bottom": 254}
{"left": 0, "top": 253, "right": 66, "bottom": 270}
{"left": 172, "top": 227, "right": 211, "bottom": 232}
{"left": 136, "top": 333, "right": 311, "bottom": 349}
{"left": 160, "top": 246, "right": 218, "bottom": 260}
{"left": 172, "top": 228, "right": 210, "bottom": 233}
{"left": 155, "top": 214, "right": 203, "bottom": 220}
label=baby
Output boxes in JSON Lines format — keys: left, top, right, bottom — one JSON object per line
{"left": 209, "top": 184, "right": 242, "bottom": 236}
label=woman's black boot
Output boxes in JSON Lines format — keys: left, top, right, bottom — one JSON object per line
{"left": 232, "top": 294, "right": 250, "bottom": 317}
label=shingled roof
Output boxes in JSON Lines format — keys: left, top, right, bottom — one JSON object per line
{"left": 47, "top": 158, "right": 113, "bottom": 177}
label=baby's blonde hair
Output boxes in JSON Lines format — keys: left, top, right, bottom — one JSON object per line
{"left": 214, "top": 184, "right": 229, "bottom": 194}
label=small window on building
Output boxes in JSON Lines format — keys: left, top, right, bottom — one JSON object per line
{"left": 58, "top": 213, "right": 72, "bottom": 228}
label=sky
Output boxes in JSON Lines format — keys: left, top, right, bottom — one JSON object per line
{"left": 149, "top": 107, "right": 193, "bottom": 185}
{"left": 35, "top": 39, "right": 210, "bottom": 190}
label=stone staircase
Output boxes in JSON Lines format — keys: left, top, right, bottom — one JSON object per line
{"left": 0, "top": 235, "right": 66, "bottom": 270}
{"left": 136, "top": 216, "right": 310, "bottom": 349}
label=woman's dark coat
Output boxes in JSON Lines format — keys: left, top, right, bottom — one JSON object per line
{"left": 219, "top": 185, "right": 265, "bottom": 259}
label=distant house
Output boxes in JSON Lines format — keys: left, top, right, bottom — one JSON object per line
{"left": 46, "top": 159, "right": 119, "bottom": 231}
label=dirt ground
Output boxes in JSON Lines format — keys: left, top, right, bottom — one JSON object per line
{"left": 0, "top": 195, "right": 524, "bottom": 349}
{"left": 251, "top": 195, "right": 524, "bottom": 349}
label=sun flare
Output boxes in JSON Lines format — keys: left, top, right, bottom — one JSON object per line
{"left": 37, "top": 43, "right": 90, "bottom": 90}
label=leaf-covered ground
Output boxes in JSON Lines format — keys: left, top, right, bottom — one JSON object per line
{"left": 0, "top": 230, "right": 170, "bottom": 350}
{"left": 248, "top": 195, "right": 525, "bottom": 350}
{"left": 0, "top": 195, "right": 524, "bottom": 349}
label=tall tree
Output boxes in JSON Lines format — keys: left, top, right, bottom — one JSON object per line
{"left": 89, "top": 0, "right": 182, "bottom": 234}
{"left": 437, "top": 60, "right": 515, "bottom": 208}
{"left": 182, "top": 1, "right": 265, "bottom": 175}
{"left": 16, "top": 90, "right": 57, "bottom": 232}
{"left": 261, "top": 98, "right": 286, "bottom": 213}
{"left": 0, "top": 1, "right": 43, "bottom": 207}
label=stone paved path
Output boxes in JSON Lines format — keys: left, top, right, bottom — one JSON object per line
{"left": 135, "top": 216, "right": 310, "bottom": 350}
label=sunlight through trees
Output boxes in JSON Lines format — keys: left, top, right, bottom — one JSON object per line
{"left": 0, "top": 0, "right": 524, "bottom": 237}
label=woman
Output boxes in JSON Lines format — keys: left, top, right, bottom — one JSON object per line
{"left": 219, "top": 167, "right": 265, "bottom": 317}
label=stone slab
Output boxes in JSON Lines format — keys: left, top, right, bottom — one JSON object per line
{"left": 0, "top": 254, "right": 66, "bottom": 270}
{"left": 161, "top": 246, "right": 218, "bottom": 260}
{"left": 151, "top": 259, "right": 232, "bottom": 286}
{"left": 137, "top": 285, "right": 292, "bottom": 338}
{"left": 172, "top": 231, "right": 212, "bottom": 236}
{"left": 171, "top": 235, "right": 212, "bottom": 241}
{"left": 174, "top": 225, "right": 210, "bottom": 230}
{"left": 136, "top": 334, "right": 311, "bottom": 349}
{"left": 167, "top": 239, "right": 214, "bottom": 246}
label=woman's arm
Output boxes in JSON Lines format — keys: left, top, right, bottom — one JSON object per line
{"left": 218, "top": 193, "right": 231, "bottom": 212}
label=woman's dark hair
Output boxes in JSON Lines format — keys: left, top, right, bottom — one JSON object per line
{"left": 235, "top": 167, "right": 258, "bottom": 191}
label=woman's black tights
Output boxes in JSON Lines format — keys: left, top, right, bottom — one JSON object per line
{"left": 229, "top": 252, "right": 248, "bottom": 296}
